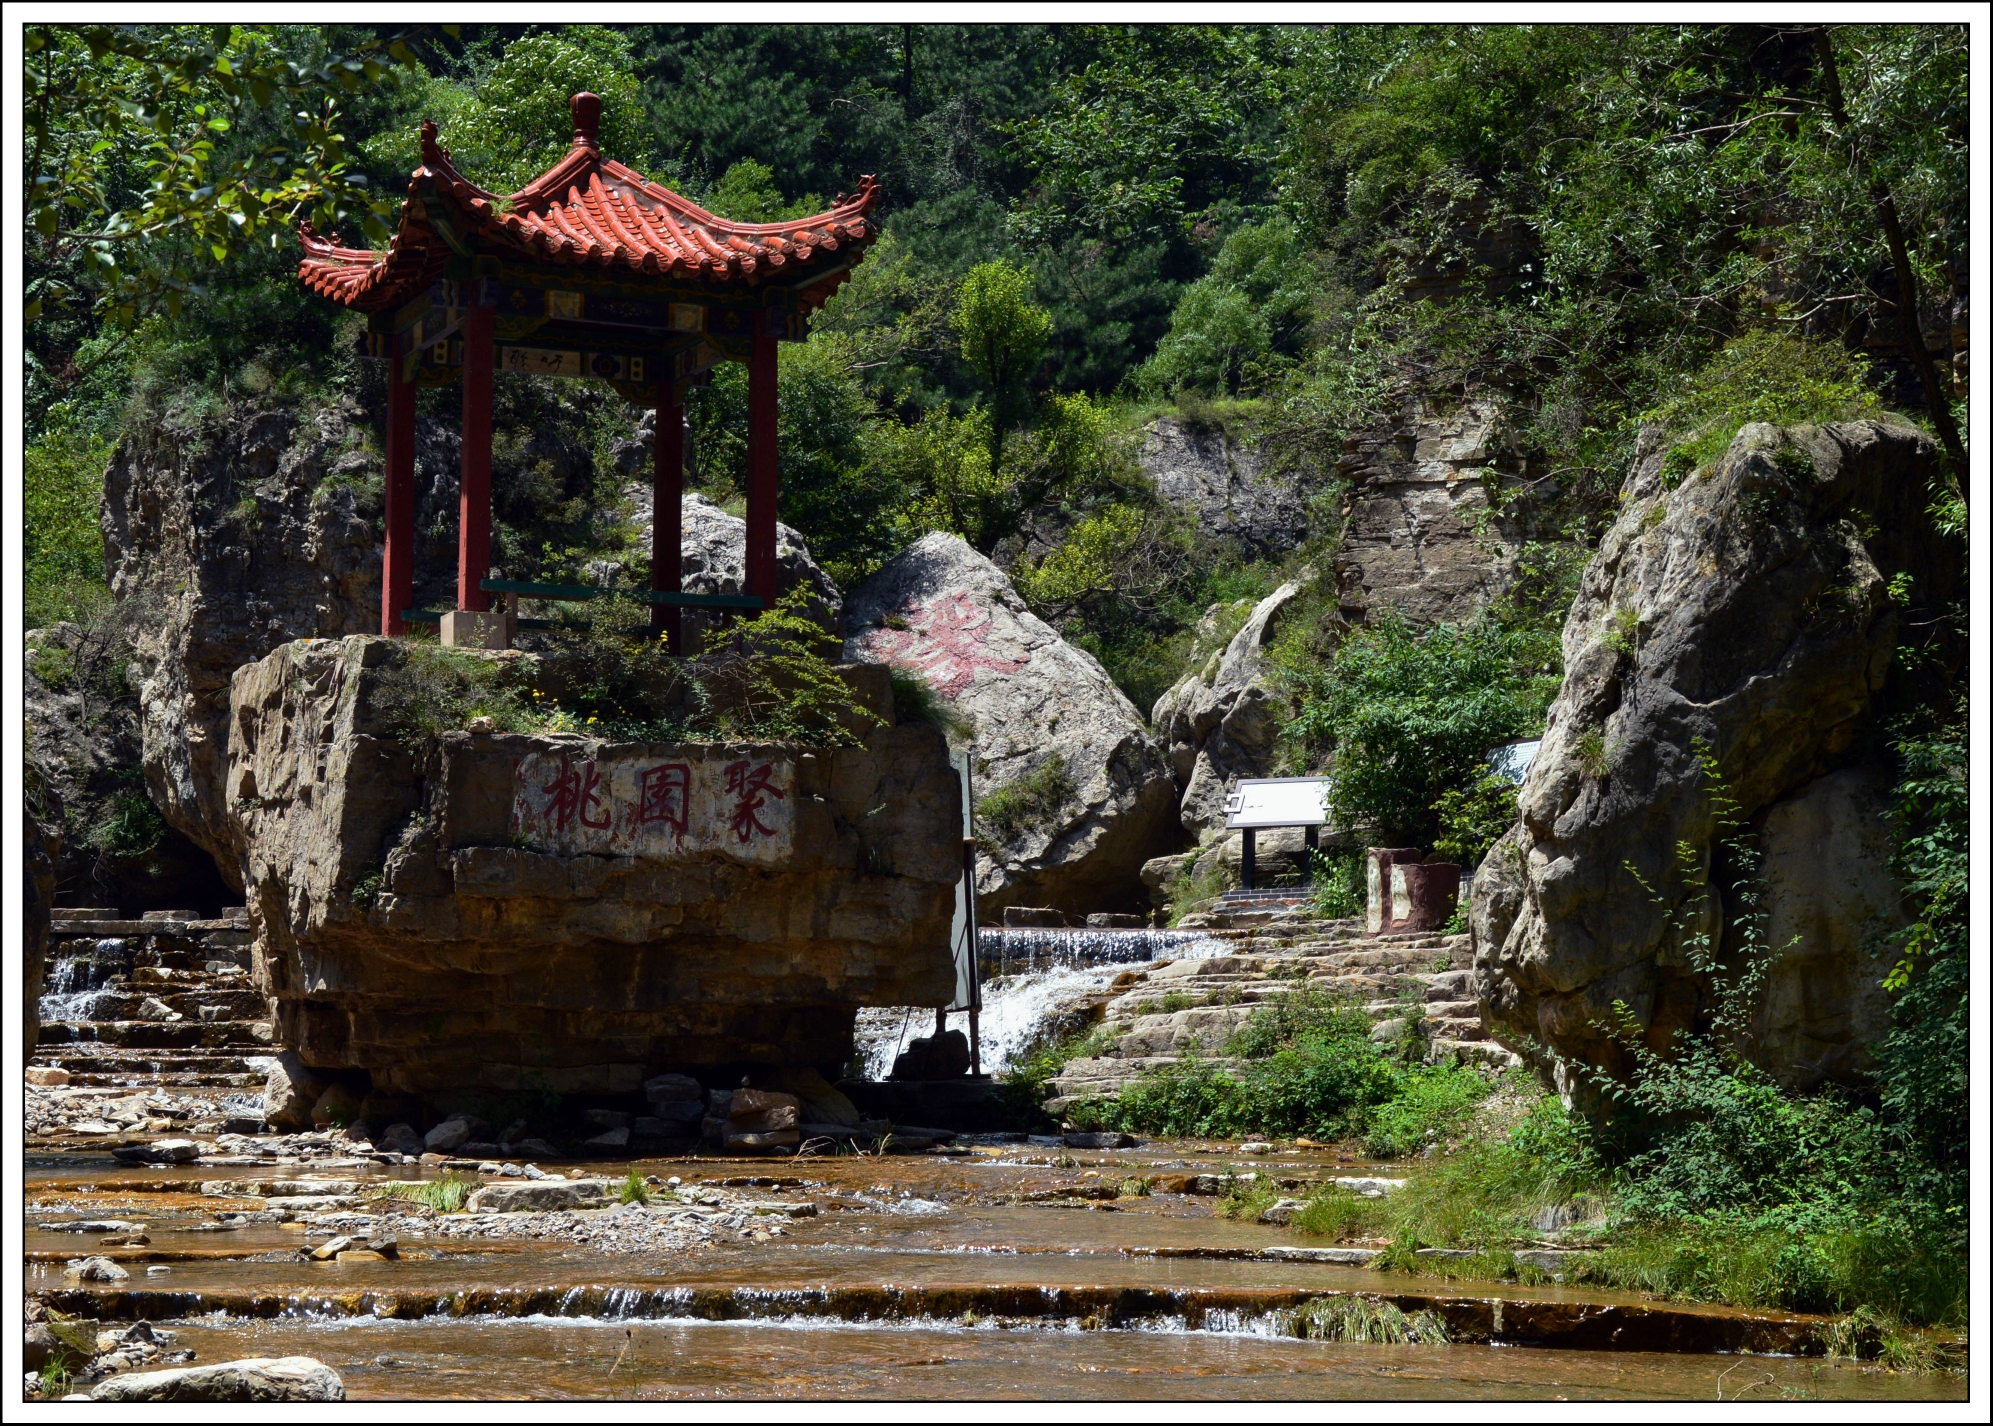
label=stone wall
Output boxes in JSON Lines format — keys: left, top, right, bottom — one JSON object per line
{"left": 227, "top": 636, "right": 960, "bottom": 1101}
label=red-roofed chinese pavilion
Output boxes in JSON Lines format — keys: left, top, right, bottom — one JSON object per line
{"left": 296, "top": 92, "right": 878, "bottom": 651}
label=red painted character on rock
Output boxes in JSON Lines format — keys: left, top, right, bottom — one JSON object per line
{"left": 541, "top": 754, "right": 611, "bottom": 832}
{"left": 724, "top": 760, "right": 785, "bottom": 843}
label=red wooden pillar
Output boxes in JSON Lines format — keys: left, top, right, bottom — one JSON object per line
{"left": 744, "top": 324, "right": 779, "bottom": 615}
{"left": 651, "top": 381, "right": 684, "bottom": 653}
{"left": 457, "top": 304, "right": 494, "bottom": 612}
{"left": 381, "top": 353, "right": 417, "bottom": 636}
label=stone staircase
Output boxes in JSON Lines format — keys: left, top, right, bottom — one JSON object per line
{"left": 1042, "top": 918, "right": 1519, "bottom": 1112}
{"left": 33, "top": 908, "right": 275, "bottom": 1092}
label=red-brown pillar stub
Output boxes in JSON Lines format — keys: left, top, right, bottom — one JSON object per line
{"left": 652, "top": 381, "right": 685, "bottom": 653}
{"left": 382, "top": 354, "right": 417, "bottom": 636}
{"left": 458, "top": 304, "right": 494, "bottom": 612}
{"left": 744, "top": 323, "right": 780, "bottom": 615}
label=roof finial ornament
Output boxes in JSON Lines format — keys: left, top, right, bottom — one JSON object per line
{"left": 570, "top": 92, "right": 602, "bottom": 152}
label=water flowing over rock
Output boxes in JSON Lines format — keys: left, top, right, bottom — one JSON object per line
{"left": 226, "top": 635, "right": 958, "bottom": 1101}
{"left": 617, "top": 485, "right": 842, "bottom": 646}
{"left": 1151, "top": 578, "right": 1310, "bottom": 839}
{"left": 843, "top": 532, "right": 1179, "bottom": 916}
{"left": 1139, "top": 415, "right": 1312, "bottom": 557}
{"left": 25, "top": 800, "right": 57, "bottom": 1060}
{"left": 1472, "top": 420, "right": 1961, "bottom": 1097}
{"left": 102, "top": 398, "right": 386, "bottom": 884}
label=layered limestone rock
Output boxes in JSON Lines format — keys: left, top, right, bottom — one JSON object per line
{"left": 1472, "top": 420, "right": 1960, "bottom": 1096}
{"left": 102, "top": 399, "right": 385, "bottom": 883}
{"left": 1330, "top": 397, "right": 1532, "bottom": 627}
{"left": 1138, "top": 415, "right": 1313, "bottom": 556}
{"left": 843, "top": 533, "right": 1179, "bottom": 916}
{"left": 1151, "top": 577, "right": 1310, "bottom": 839}
{"left": 226, "top": 636, "right": 958, "bottom": 1100}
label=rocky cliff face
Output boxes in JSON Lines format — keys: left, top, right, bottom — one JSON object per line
{"left": 1472, "top": 420, "right": 1960, "bottom": 1097}
{"left": 1138, "top": 416, "right": 1315, "bottom": 556}
{"left": 227, "top": 636, "right": 959, "bottom": 1100}
{"left": 24, "top": 801, "right": 57, "bottom": 1060}
{"left": 103, "top": 399, "right": 384, "bottom": 884}
{"left": 844, "top": 533, "right": 1179, "bottom": 916}
{"left": 1330, "top": 397, "right": 1531, "bottom": 628}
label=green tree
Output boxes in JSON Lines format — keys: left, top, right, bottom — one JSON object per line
{"left": 1284, "top": 611, "right": 1558, "bottom": 848}
{"left": 25, "top": 23, "right": 420, "bottom": 335}
{"left": 25, "top": 414, "right": 114, "bottom": 628}
{"left": 1136, "top": 216, "right": 1315, "bottom": 396}
{"left": 441, "top": 28, "right": 650, "bottom": 192}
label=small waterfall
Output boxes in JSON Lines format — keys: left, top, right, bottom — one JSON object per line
{"left": 855, "top": 928, "right": 1231, "bottom": 1078}
{"left": 40, "top": 939, "right": 134, "bottom": 1027}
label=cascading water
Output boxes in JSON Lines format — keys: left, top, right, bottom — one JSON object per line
{"left": 855, "top": 928, "right": 1233, "bottom": 1078}
{"left": 39, "top": 938, "right": 134, "bottom": 1026}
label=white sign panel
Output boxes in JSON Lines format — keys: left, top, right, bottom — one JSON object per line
{"left": 1224, "top": 777, "right": 1329, "bottom": 829}
{"left": 1488, "top": 739, "right": 1542, "bottom": 784}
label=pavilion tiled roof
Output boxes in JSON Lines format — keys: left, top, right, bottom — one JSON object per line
{"left": 299, "top": 94, "right": 879, "bottom": 313}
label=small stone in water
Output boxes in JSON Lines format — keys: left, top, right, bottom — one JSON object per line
{"left": 1238, "top": 1141, "right": 1273, "bottom": 1154}
{"left": 500, "top": 1163, "right": 524, "bottom": 1178}
{"left": 146, "top": 1266, "right": 171, "bottom": 1276}
{"left": 522, "top": 1165, "right": 548, "bottom": 1180}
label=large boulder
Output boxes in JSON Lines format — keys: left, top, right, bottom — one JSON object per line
{"left": 1472, "top": 420, "right": 1961, "bottom": 1099}
{"left": 843, "top": 533, "right": 1178, "bottom": 916}
{"left": 101, "top": 398, "right": 385, "bottom": 884}
{"left": 619, "top": 486, "right": 842, "bottom": 647}
{"left": 90, "top": 1357, "right": 345, "bottom": 1402}
{"left": 1139, "top": 415, "right": 1314, "bottom": 557}
{"left": 261, "top": 1049, "right": 325, "bottom": 1132}
{"left": 1151, "top": 577, "right": 1311, "bottom": 839}
{"left": 227, "top": 635, "right": 958, "bottom": 1099}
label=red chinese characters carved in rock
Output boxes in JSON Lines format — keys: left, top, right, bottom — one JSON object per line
{"left": 638, "top": 763, "right": 692, "bottom": 837}
{"left": 540, "top": 754, "right": 611, "bottom": 832}
{"left": 860, "top": 594, "right": 1029, "bottom": 699}
{"left": 724, "top": 760, "right": 786, "bottom": 844}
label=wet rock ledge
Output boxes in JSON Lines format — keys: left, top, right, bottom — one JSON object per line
{"left": 225, "top": 635, "right": 960, "bottom": 1102}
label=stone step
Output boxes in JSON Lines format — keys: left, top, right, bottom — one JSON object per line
{"left": 1422, "top": 999, "right": 1480, "bottom": 1021}
{"left": 36, "top": 1020, "right": 275, "bottom": 1050}
{"left": 1426, "top": 1015, "right": 1486, "bottom": 1041}
{"left": 1429, "top": 1038, "right": 1521, "bottom": 1070}
{"left": 1418, "top": 969, "right": 1475, "bottom": 1002}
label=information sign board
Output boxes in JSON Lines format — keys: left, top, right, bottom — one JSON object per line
{"left": 1224, "top": 777, "right": 1330, "bottom": 829}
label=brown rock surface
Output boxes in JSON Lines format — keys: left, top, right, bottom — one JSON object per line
{"left": 1472, "top": 420, "right": 1960, "bottom": 1098}
{"left": 843, "top": 532, "right": 1178, "bottom": 916}
{"left": 226, "top": 635, "right": 959, "bottom": 1100}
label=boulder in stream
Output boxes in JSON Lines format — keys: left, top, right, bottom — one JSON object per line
{"left": 89, "top": 1356, "right": 346, "bottom": 1402}
{"left": 227, "top": 635, "right": 959, "bottom": 1101}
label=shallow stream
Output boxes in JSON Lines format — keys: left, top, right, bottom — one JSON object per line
{"left": 25, "top": 1143, "right": 1963, "bottom": 1402}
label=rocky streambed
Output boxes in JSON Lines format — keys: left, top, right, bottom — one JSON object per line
{"left": 23, "top": 1133, "right": 1964, "bottom": 1403}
